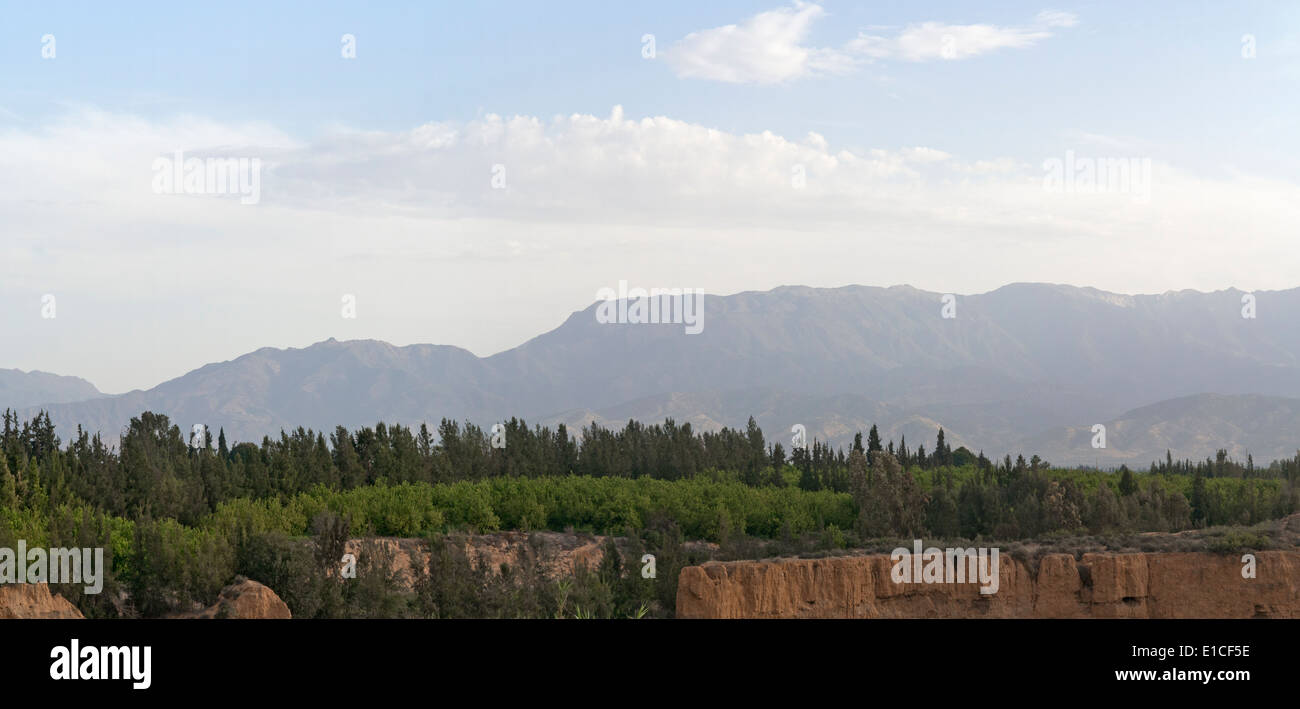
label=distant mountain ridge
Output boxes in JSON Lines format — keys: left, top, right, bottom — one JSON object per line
{"left": 0, "top": 369, "right": 102, "bottom": 410}
{"left": 12, "top": 282, "right": 1300, "bottom": 466}
{"left": 1020, "top": 393, "right": 1300, "bottom": 467}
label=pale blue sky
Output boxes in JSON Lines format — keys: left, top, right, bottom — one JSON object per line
{"left": 4, "top": 1, "right": 1296, "bottom": 174}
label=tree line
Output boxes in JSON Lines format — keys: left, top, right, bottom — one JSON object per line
{"left": 3, "top": 409, "right": 1298, "bottom": 531}
{"left": 3, "top": 408, "right": 1299, "bottom": 618}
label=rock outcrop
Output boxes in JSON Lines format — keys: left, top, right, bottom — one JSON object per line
{"left": 341, "top": 532, "right": 617, "bottom": 590}
{"left": 0, "top": 584, "right": 85, "bottom": 619}
{"left": 185, "top": 578, "right": 291, "bottom": 619}
{"left": 676, "top": 551, "right": 1300, "bottom": 618}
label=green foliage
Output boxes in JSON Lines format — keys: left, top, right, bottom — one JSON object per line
{"left": 128, "top": 516, "right": 234, "bottom": 617}
{"left": 1118, "top": 466, "right": 1138, "bottom": 496}
{"left": 1207, "top": 529, "right": 1270, "bottom": 553}
{"left": 2, "top": 408, "right": 1299, "bottom": 618}
{"left": 201, "top": 476, "right": 854, "bottom": 543}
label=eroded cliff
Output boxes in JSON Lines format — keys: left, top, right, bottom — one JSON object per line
{"left": 0, "top": 583, "right": 85, "bottom": 619}
{"left": 174, "top": 578, "right": 292, "bottom": 619}
{"left": 676, "top": 551, "right": 1300, "bottom": 618}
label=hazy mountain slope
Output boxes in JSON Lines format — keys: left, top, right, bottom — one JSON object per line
{"left": 0, "top": 369, "right": 102, "bottom": 410}
{"left": 542, "top": 388, "right": 1018, "bottom": 455}
{"left": 20, "top": 283, "right": 1300, "bottom": 463}
{"left": 495, "top": 283, "right": 1300, "bottom": 418}
{"left": 31, "top": 339, "right": 500, "bottom": 441}
{"left": 975, "top": 284, "right": 1300, "bottom": 408}
{"left": 1019, "top": 393, "right": 1300, "bottom": 467}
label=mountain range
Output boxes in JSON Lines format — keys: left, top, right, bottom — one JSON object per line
{"left": 1, "top": 369, "right": 102, "bottom": 410}
{"left": 9, "top": 283, "right": 1300, "bottom": 467}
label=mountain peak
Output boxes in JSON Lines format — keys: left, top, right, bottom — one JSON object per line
{"left": 16, "top": 282, "right": 1300, "bottom": 464}
{"left": 0, "top": 369, "right": 103, "bottom": 409}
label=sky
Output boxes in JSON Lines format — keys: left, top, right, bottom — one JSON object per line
{"left": 2, "top": 1, "right": 1299, "bottom": 393}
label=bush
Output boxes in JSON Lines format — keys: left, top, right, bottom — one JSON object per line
{"left": 1207, "top": 529, "right": 1270, "bottom": 553}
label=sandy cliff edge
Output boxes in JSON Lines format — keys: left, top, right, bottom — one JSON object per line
{"left": 676, "top": 551, "right": 1300, "bottom": 618}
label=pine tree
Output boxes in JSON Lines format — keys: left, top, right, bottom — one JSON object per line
{"left": 769, "top": 442, "right": 785, "bottom": 470}
{"left": 743, "top": 417, "right": 764, "bottom": 487}
{"left": 867, "top": 424, "right": 883, "bottom": 454}
{"left": 768, "top": 443, "right": 786, "bottom": 486}
{"left": 796, "top": 445, "right": 820, "bottom": 491}
{"left": 1118, "top": 466, "right": 1138, "bottom": 496}
{"left": 0, "top": 456, "right": 16, "bottom": 509}
{"left": 1190, "top": 471, "right": 1207, "bottom": 526}
{"left": 934, "top": 428, "right": 951, "bottom": 467}
{"left": 846, "top": 449, "right": 871, "bottom": 534}
{"left": 25, "top": 459, "right": 47, "bottom": 512}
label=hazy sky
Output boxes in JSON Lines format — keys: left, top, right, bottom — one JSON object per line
{"left": 2, "top": 1, "right": 1299, "bottom": 393}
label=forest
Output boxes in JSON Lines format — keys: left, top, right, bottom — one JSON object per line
{"left": 2, "top": 409, "right": 1297, "bottom": 618}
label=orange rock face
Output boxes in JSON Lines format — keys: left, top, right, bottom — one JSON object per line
{"left": 188, "top": 579, "right": 292, "bottom": 619}
{"left": 339, "top": 533, "right": 612, "bottom": 593}
{"left": 676, "top": 552, "right": 1300, "bottom": 618}
{"left": 0, "top": 584, "right": 85, "bottom": 619}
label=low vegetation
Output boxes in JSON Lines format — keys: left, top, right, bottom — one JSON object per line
{"left": 2, "top": 410, "right": 1297, "bottom": 617}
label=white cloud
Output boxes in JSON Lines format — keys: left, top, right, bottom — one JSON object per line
{"left": 2, "top": 105, "right": 1298, "bottom": 392}
{"left": 1035, "top": 10, "right": 1080, "bottom": 29}
{"left": 850, "top": 11, "right": 1078, "bottom": 62}
{"left": 664, "top": 2, "right": 856, "bottom": 84}
{"left": 664, "top": 4, "right": 1079, "bottom": 83}
{"left": 4, "top": 104, "right": 1295, "bottom": 258}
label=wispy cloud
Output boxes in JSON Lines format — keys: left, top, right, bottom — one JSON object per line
{"left": 664, "top": 2, "right": 855, "bottom": 84}
{"left": 4, "top": 104, "right": 1295, "bottom": 260}
{"left": 665, "top": 4, "right": 1078, "bottom": 84}
{"left": 5, "top": 105, "right": 1299, "bottom": 391}
{"left": 850, "top": 10, "right": 1078, "bottom": 62}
